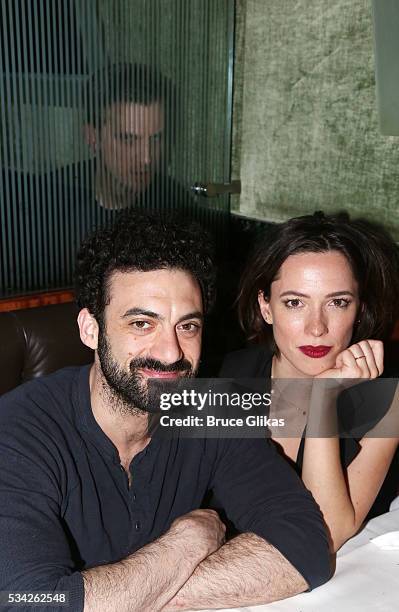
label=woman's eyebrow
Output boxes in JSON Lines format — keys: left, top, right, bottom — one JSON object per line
{"left": 279, "top": 291, "right": 309, "bottom": 298}
{"left": 325, "top": 291, "right": 356, "bottom": 298}
{"left": 279, "top": 290, "right": 356, "bottom": 298}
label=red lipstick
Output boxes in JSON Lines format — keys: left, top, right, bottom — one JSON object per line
{"left": 299, "top": 346, "right": 332, "bottom": 358}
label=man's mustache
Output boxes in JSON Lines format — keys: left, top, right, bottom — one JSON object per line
{"left": 130, "top": 356, "right": 193, "bottom": 374}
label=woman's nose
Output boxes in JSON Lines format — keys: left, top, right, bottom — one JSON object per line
{"left": 305, "top": 310, "right": 328, "bottom": 337}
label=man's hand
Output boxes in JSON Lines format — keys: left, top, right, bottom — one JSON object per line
{"left": 169, "top": 509, "right": 226, "bottom": 560}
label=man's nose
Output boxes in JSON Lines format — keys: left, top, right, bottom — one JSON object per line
{"left": 139, "top": 138, "right": 151, "bottom": 166}
{"left": 305, "top": 309, "right": 328, "bottom": 337}
{"left": 150, "top": 328, "right": 183, "bottom": 365}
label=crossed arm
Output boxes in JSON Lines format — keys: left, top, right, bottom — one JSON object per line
{"left": 83, "top": 517, "right": 307, "bottom": 612}
{"left": 162, "top": 532, "right": 307, "bottom": 611}
{"left": 0, "top": 427, "right": 330, "bottom": 611}
{"left": 84, "top": 438, "right": 325, "bottom": 611}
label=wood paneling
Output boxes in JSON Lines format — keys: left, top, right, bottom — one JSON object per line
{"left": 0, "top": 290, "right": 74, "bottom": 313}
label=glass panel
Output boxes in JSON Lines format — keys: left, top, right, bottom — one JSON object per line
{"left": 372, "top": 0, "right": 399, "bottom": 135}
{"left": 0, "top": 0, "right": 234, "bottom": 297}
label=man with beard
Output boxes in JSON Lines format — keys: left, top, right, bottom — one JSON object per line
{"left": 0, "top": 213, "right": 331, "bottom": 611}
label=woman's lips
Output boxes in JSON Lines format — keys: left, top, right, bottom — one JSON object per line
{"left": 298, "top": 345, "right": 332, "bottom": 358}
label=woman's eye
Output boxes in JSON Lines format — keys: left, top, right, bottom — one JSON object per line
{"left": 284, "top": 299, "right": 302, "bottom": 309}
{"left": 331, "top": 298, "right": 351, "bottom": 308}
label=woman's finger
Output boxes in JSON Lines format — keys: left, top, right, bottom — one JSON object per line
{"left": 356, "top": 340, "right": 379, "bottom": 378}
{"left": 336, "top": 346, "right": 369, "bottom": 378}
{"left": 367, "top": 339, "right": 384, "bottom": 376}
{"left": 345, "top": 344, "right": 370, "bottom": 378}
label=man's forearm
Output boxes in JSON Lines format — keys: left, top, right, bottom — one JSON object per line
{"left": 83, "top": 528, "right": 199, "bottom": 612}
{"left": 164, "top": 533, "right": 308, "bottom": 611}
{"left": 82, "top": 509, "right": 225, "bottom": 612}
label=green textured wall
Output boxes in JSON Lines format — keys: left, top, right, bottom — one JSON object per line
{"left": 233, "top": 0, "right": 399, "bottom": 238}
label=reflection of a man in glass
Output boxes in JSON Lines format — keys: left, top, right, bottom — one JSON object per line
{"left": 84, "top": 64, "right": 173, "bottom": 210}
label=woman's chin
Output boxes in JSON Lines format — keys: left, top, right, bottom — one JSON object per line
{"left": 277, "top": 352, "right": 336, "bottom": 378}
{"left": 289, "top": 356, "right": 335, "bottom": 378}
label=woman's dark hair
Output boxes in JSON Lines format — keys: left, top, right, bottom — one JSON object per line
{"left": 75, "top": 211, "right": 216, "bottom": 330}
{"left": 238, "top": 211, "right": 399, "bottom": 350}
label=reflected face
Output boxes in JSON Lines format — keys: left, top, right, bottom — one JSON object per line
{"left": 97, "top": 101, "right": 164, "bottom": 195}
{"left": 258, "top": 251, "right": 360, "bottom": 378}
{"left": 97, "top": 268, "right": 203, "bottom": 412}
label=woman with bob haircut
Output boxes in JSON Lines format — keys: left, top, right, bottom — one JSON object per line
{"left": 221, "top": 211, "right": 399, "bottom": 551}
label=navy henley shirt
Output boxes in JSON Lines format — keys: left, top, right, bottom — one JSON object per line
{"left": 0, "top": 366, "right": 331, "bottom": 611}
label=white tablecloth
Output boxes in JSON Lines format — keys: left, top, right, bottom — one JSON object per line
{"left": 197, "top": 508, "right": 399, "bottom": 612}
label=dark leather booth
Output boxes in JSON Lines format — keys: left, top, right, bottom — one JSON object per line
{"left": 0, "top": 299, "right": 397, "bottom": 514}
{"left": 0, "top": 302, "right": 93, "bottom": 396}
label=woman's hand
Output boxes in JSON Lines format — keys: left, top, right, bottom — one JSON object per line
{"left": 316, "top": 339, "right": 384, "bottom": 381}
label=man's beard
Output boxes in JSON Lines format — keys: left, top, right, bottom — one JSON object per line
{"left": 97, "top": 330, "right": 195, "bottom": 415}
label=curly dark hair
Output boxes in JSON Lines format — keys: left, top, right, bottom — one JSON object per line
{"left": 239, "top": 211, "right": 399, "bottom": 351}
{"left": 75, "top": 212, "right": 216, "bottom": 327}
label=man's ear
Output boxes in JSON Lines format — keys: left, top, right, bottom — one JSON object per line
{"left": 257, "top": 290, "right": 273, "bottom": 325}
{"left": 77, "top": 308, "right": 99, "bottom": 350}
{"left": 83, "top": 123, "right": 97, "bottom": 154}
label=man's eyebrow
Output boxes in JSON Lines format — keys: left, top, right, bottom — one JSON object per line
{"left": 115, "top": 130, "right": 163, "bottom": 139}
{"left": 122, "top": 308, "right": 162, "bottom": 320}
{"left": 176, "top": 311, "right": 203, "bottom": 324}
{"left": 121, "top": 309, "right": 203, "bottom": 322}
{"left": 279, "top": 290, "right": 356, "bottom": 298}
{"left": 116, "top": 131, "right": 138, "bottom": 138}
